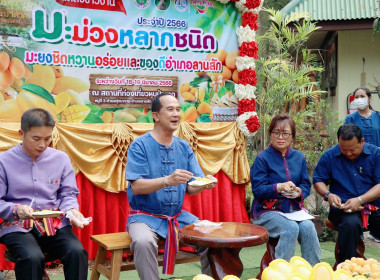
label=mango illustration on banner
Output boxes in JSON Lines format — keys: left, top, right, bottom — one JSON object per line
{"left": 0, "top": 53, "right": 92, "bottom": 123}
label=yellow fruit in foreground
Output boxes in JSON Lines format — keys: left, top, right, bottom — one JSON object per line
{"left": 183, "top": 92, "right": 196, "bottom": 102}
{"left": 60, "top": 105, "right": 90, "bottom": 123}
{"left": 288, "top": 273, "right": 307, "bottom": 280}
{"left": 54, "top": 92, "right": 71, "bottom": 114}
{"left": 26, "top": 64, "right": 56, "bottom": 93}
{"left": 290, "top": 257, "right": 312, "bottom": 270}
{"left": 269, "top": 259, "right": 293, "bottom": 278}
{"left": 293, "top": 264, "right": 311, "bottom": 279}
{"left": 262, "top": 267, "right": 287, "bottom": 280}
{"left": 308, "top": 262, "right": 335, "bottom": 280}
{"left": 0, "top": 99, "right": 22, "bottom": 121}
{"left": 180, "top": 83, "right": 191, "bottom": 96}
{"left": 52, "top": 76, "right": 90, "bottom": 94}
{"left": 222, "top": 275, "right": 239, "bottom": 280}
{"left": 334, "top": 269, "right": 353, "bottom": 280}
{"left": 17, "top": 90, "right": 57, "bottom": 118}
{"left": 193, "top": 274, "right": 214, "bottom": 280}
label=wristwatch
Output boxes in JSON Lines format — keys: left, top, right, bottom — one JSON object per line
{"left": 323, "top": 191, "right": 331, "bottom": 201}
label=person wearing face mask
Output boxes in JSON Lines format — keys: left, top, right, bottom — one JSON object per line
{"left": 344, "top": 87, "right": 380, "bottom": 147}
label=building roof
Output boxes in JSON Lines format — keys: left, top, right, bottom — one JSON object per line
{"left": 282, "top": 0, "right": 380, "bottom": 21}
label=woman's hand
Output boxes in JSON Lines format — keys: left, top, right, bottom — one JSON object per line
{"left": 283, "top": 187, "right": 302, "bottom": 199}
{"left": 277, "top": 181, "right": 296, "bottom": 193}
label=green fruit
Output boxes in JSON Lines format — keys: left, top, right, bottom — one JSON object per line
{"left": 137, "top": 115, "right": 149, "bottom": 123}
{"left": 114, "top": 110, "right": 137, "bottom": 123}
{"left": 123, "top": 108, "right": 145, "bottom": 119}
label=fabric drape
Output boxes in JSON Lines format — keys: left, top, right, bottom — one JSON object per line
{"left": 0, "top": 122, "right": 250, "bottom": 193}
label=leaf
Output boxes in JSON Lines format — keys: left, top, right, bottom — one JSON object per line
{"left": 86, "top": 104, "right": 102, "bottom": 114}
{"left": 82, "top": 112, "right": 104, "bottom": 123}
{"left": 180, "top": 101, "right": 193, "bottom": 112}
{"left": 137, "top": 115, "right": 149, "bottom": 123}
{"left": 214, "top": 20, "right": 224, "bottom": 39}
{"left": 195, "top": 17, "right": 212, "bottom": 32}
{"left": 189, "top": 76, "right": 211, "bottom": 87}
{"left": 147, "top": 110, "right": 153, "bottom": 123}
{"left": 198, "top": 113, "right": 212, "bottom": 122}
{"left": 21, "top": 84, "right": 55, "bottom": 104}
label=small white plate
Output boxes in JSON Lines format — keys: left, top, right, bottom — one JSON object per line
{"left": 188, "top": 179, "right": 215, "bottom": 188}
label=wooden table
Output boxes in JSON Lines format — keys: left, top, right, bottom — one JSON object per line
{"left": 179, "top": 222, "right": 268, "bottom": 280}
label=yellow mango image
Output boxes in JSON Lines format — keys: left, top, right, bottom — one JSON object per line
{"left": 123, "top": 108, "right": 145, "bottom": 119}
{"left": 60, "top": 105, "right": 90, "bottom": 123}
{"left": 180, "top": 83, "right": 191, "bottom": 96}
{"left": 100, "top": 111, "right": 114, "bottom": 123}
{"left": 58, "top": 89, "right": 85, "bottom": 105}
{"left": 12, "top": 78, "right": 24, "bottom": 90}
{"left": 207, "top": 49, "right": 227, "bottom": 64}
{"left": 17, "top": 90, "right": 57, "bottom": 118}
{"left": 52, "top": 76, "right": 90, "bottom": 95}
{"left": 183, "top": 92, "right": 196, "bottom": 102}
{"left": 225, "top": 51, "right": 239, "bottom": 70}
{"left": 9, "top": 57, "right": 25, "bottom": 79}
{"left": 0, "top": 51, "right": 10, "bottom": 72}
{"left": 51, "top": 66, "right": 64, "bottom": 78}
{"left": 232, "top": 69, "right": 239, "bottom": 83}
{"left": 197, "top": 102, "right": 213, "bottom": 119}
{"left": 113, "top": 110, "right": 137, "bottom": 123}
{"left": 54, "top": 92, "right": 71, "bottom": 114}
{"left": 0, "top": 69, "right": 15, "bottom": 89}
{"left": 23, "top": 66, "right": 32, "bottom": 79}
{"left": 25, "top": 64, "right": 56, "bottom": 93}
{"left": 0, "top": 99, "right": 22, "bottom": 122}
{"left": 183, "top": 106, "right": 198, "bottom": 122}
{"left": 195, "top": 88, "right": 206, "bottom": 102}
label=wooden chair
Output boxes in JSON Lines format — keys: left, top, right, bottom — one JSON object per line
{"left": 325, "top": 219, "right": 366, "bottom": 269}
{"left": 4, "top": 249, "right": 54, "bottom": 280}
{"left": 90, "top": 232, "right": 200, "bottom": 280}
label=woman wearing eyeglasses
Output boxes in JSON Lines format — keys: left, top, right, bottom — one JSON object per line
{"left": 250, "top": 114, "right": 321, "bottom": 265}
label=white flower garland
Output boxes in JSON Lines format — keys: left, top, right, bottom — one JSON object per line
{"left": 234, "top": 84, "right": 256, "bottom": 100}
{"left": 235, "top": 56, "right": 256, "bottom": 72}
{"left": 236, "top": 111, "right": 259, "bottom": 137}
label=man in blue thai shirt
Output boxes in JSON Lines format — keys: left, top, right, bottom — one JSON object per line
{"left": 313, "top": 124, "right": 380, "bottom": 263}
{"left": 126, "top": 93, "right": 217, "bottom": 280}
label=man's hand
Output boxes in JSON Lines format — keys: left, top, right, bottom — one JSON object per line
{"left": 342, "top": 197, "right": 362, "bottom": 213}
{"left": 328, "top": 193, "right": 343, "bottom": 209}
{"left": 166, "top": 169, "right": 193, "bottom": 186}
{"left": 17, "top": 205, "right": 34, "bottom": 220}
{"left": 283, "top": 187, "right": 302, "bottom": 199}
{"left": 202, "top": 175, "right": 218, "bottom": 190}
{"left": 67, "top": 209, "right": 89, "bottom": 229}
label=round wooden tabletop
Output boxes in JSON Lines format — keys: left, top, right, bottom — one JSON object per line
{"left": 179, "top": 222, "right": 268, "bottom": 249}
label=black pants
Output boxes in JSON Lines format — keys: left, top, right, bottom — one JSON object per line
{"left": 329, "top": 208, "right": 380, "bottom": 263}
{"left": 0, "top": 226, "right": 88, "bottom": 280}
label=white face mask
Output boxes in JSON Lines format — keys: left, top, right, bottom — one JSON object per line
{"left": 352, "top": 98, "right": 368, "bottom": 110}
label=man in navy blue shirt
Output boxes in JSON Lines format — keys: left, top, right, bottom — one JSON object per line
{"left": 313, "top": 124, "right": 380, "bottom": 263}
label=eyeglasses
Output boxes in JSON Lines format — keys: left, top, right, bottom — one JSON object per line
{"left": 271, "top": 131, "right": 292, "bottom": 139}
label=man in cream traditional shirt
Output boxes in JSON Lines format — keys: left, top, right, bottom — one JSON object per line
{"left": 0, "top": 108, "right": 89, "bottom": 279}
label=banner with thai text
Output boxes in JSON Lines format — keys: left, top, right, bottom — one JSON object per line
{"left": 0, "top": 0, "right": 240, "bottom": 123}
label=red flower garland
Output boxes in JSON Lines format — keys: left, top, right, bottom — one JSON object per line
{"left": 238, "top": 98, "right": 256, "bottom": 115}
{"left": 239, "top": 41, "right": 259, "bottom": 59}
{"left": 238, "top": 68, "right": 257, "bottom": 86}
{"left": 244, "top": 0, "right": 261, "bottom": 9}
{"left": 245, "top": 115, "right": 261, "bottom": 133}
{"left": 242, "top": 12, "right": 259, "bottom": 30}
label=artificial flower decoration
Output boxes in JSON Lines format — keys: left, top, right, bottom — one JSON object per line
{"left": 239, "top": 41, "right": 259, "bottom": 59}
{"left": 215, "top": 0, "right": 263, "bottom": 136}
{"left": 238, "top": 98, "right": 256, "bottom": 115}
{"left": 209, "top": 74, "right": 225, "bottom": 94}
{"left": 242, "top": 12, "right": 259, "bottom": 30}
